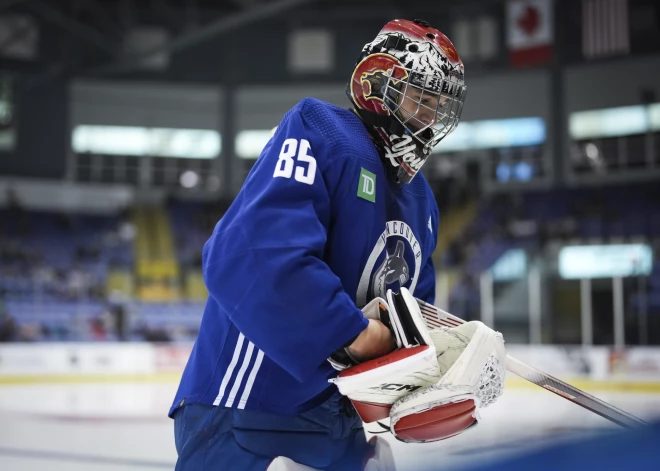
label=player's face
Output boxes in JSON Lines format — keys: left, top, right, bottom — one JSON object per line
{"left": 396, "top": 85, "right": 445, "bottom": 132}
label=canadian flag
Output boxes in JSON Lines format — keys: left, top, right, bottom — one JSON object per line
{"left": 507, "top": 0, "right": 554, "bottom": 67}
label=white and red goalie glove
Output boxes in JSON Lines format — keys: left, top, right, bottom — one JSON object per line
{"left": 328, "top": 288, "right": 442, "bottom": 423}
{"left": 329, "top": 288, "right": 507, "bottom": 443}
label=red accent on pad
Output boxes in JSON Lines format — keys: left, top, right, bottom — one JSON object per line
{"left": 393, "top": 399, "right": 477, "bottom": 442}
{"left": 337, "top": 346, "right": 430, "bottom": 378}
{"left": 352, "top": 400, "right": 393, "bottom": 423}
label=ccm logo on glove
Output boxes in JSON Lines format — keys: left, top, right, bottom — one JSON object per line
{"left": 369, "top": 383, "right": 422, "bottom": 392}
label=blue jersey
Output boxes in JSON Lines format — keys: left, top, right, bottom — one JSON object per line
{"left": 170, "top": 98, "right": 439, "bottom": 417}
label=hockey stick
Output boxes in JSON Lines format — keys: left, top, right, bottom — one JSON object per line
{"left": 415, "top": 297, "right": 648, "bottom": 429}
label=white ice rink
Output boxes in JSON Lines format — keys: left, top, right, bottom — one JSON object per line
{"left": 1, "top": 380, "right": 659, "bottom": 471}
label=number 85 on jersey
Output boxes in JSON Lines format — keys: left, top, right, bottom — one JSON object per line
{"left": 273, "top": 138, "right": 317, "bottom": 186}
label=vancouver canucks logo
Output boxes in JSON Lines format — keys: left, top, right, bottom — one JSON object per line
{"left": 357, "top": 221, "right": 422, "bottom": 307}
{"left": 372, "top": 241, "right": 409, "bottom": 299}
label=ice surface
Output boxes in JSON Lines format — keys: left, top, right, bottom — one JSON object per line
{"left": 0, "top": 381, "right": 658, "bottom": 471}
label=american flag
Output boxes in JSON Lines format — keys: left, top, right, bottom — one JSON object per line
{"left": 582, "top": 0, "right": 630, "bottom": 59}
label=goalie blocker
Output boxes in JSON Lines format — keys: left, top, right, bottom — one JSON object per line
{"left": 330, "top": 288, "right": 506, "bottom": 443}
{"left": 329, "top": 289, "right": 442, "bottom": 423}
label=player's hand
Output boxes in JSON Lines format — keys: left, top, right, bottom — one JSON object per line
{"left": 346, "top": 319, "right": 397, "bottom": 362}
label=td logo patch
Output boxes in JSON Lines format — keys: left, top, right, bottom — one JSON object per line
{"left": 358, "top": 168, "right": 376, "bottom": 203}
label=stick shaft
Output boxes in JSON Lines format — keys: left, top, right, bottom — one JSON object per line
{"left": 415, "top": 298, "right": 647, "bottom": 429}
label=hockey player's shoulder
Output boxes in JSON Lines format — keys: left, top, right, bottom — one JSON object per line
{"left": 292, "top": 98, "right": 373, "bottom": 159}
{"left": 296, "top": 98, "right": 359, "bottom": 136}
{"left": 296, "top": 97, "right": 351, "bottom": 122}
{"left": 272, "top": 98, "right": 375, "bottom": 171}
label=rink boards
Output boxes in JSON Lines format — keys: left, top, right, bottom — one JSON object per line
{"left": 1, "top": 343, "right": 660, "bottom": 391}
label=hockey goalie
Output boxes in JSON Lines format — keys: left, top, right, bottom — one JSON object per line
{"left": 330, "top": 287, "right": 507, "bottom": 443}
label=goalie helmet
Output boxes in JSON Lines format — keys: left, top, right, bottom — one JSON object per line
{"left": 347, "top": 19, "right": 467, "bottom": 184}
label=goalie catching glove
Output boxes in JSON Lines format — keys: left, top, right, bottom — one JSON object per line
{"left": 329, "top": 288, "right": 507, "bottom": 443}
{"left": 389, "top": 320, "right": 506, "bottom": 443}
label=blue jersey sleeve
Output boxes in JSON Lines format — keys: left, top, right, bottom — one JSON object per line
{"left": 415, "top": 255, "right": 436, "bottom": 305}
{"left": 202, "top": 102, "right": 368, "bottom": 383}
{"left": 414, "top": 201, "right": 440, "bottom": 305}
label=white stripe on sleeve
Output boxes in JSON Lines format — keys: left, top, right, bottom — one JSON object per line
{"left": 213, "top": 333, "right": 245, "bottom": 406}
{"left": 224, "top": 341, "right": 255, "bottom": 407}
{"left": 237, "top": 349, "right": 265, "bottom": 409}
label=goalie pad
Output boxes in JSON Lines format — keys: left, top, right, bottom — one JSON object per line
{"left": 266, "top": 437, "right": 396, "bottom": 471}
{"left": 267, "top": 457, "right": 320, "bottom": 471}
{"left": 329, "top": 288, "right": 441, "bottom": 423}
{"left": 363, "top": 436, "right": 396, "bottom": 471}
{"left": 389, "top": 321, "right": 506, "bottom": 443}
